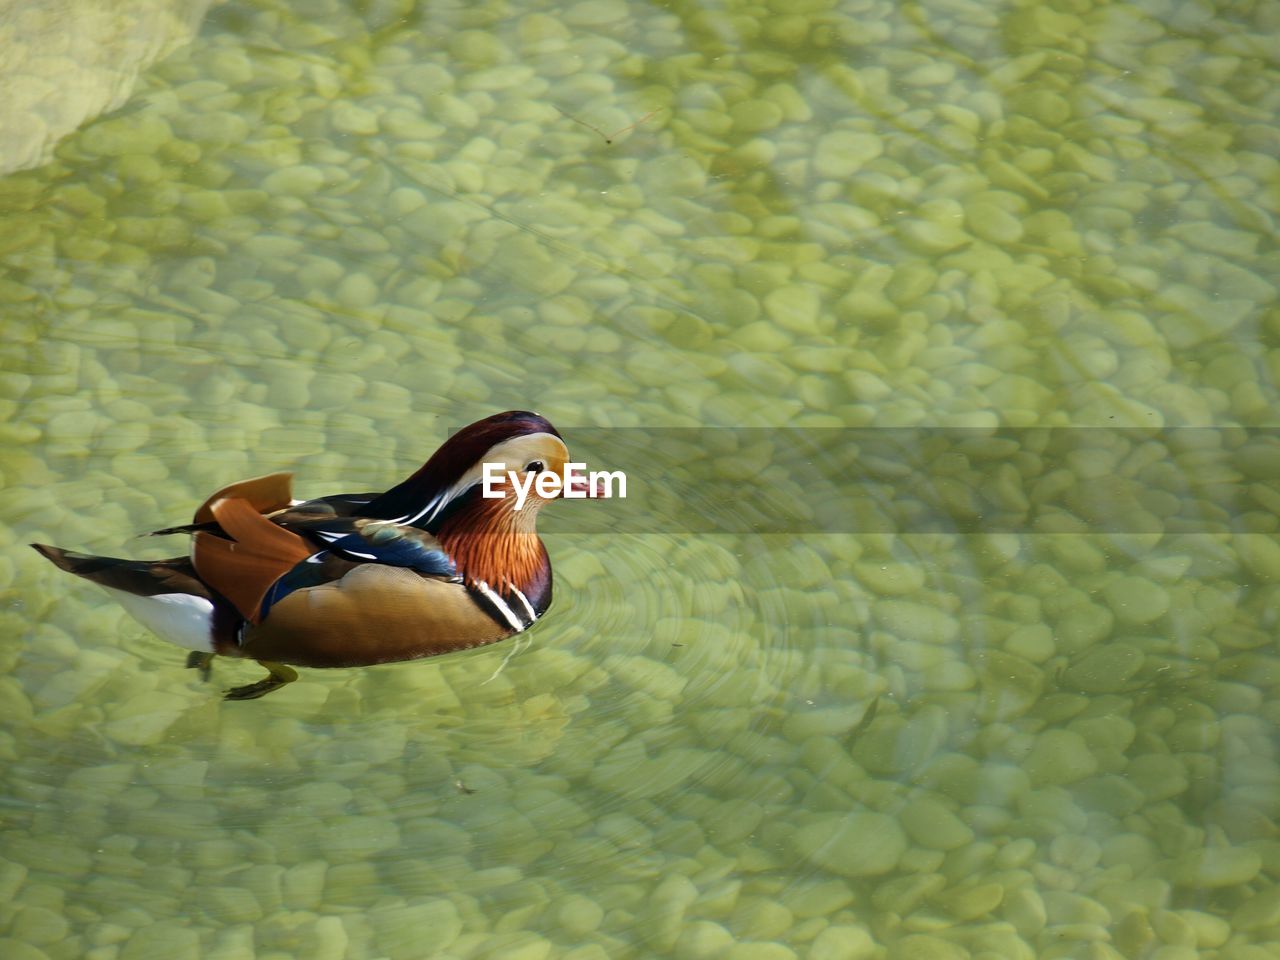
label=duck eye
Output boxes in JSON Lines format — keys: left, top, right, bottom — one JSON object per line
{"left": 525, "top": 461, "right": 545, "bottom": 474}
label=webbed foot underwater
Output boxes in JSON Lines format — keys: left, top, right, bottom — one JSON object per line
{"left": 32, "top": 411, "right": 593, "bottom": 700}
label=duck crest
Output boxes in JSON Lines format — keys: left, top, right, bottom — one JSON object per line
{"left": 359, "top": 411, "right": 561, "bottom": 525}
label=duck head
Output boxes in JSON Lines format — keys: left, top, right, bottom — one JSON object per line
{"left": 360, "top": 411, "right": 574, "bottom": 528}
{"left": 359, "top": 411, "right": 577, "bottom": 595}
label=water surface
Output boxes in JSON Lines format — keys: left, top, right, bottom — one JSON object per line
{"left": 2, "top": 0, "right": 1279, "bottom": 958}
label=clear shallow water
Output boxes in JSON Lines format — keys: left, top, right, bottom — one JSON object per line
{"left": 2, "top": 0, "right": 1279, "bottom": 958}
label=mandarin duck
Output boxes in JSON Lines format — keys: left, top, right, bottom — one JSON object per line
{"left": 32, "top": 411, "right": 589, "bottom": 700}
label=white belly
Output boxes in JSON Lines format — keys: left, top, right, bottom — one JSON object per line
{"left": 104, "top": 587, "right": 215, "bottom": 652}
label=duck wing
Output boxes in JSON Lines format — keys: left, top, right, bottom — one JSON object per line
{"left": 147, "top": 472, "right": 383, "bottom": 538}
{"left": 193, "top": 501, "right": 459, "bottom": 625}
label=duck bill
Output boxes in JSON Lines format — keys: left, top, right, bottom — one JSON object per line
{"left": 564, "top": 472, "right": 606, "bottom": 499}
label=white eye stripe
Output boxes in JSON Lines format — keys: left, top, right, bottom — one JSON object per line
{"left": 397, "top": 433, "right": 569, "bottom": 527}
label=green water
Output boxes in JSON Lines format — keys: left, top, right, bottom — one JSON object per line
{"left": 2, "top": 0, "right": 1279, "bottom": 957}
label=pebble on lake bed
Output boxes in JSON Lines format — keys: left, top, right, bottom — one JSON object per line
{"left": 792, "top": 812, "right": 907, "bottom": 878}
